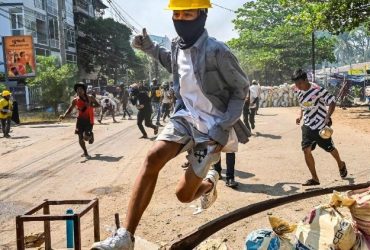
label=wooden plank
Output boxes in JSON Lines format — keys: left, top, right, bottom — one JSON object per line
{"left": 93, "top": 199, "right": 100, "bottom": 242}
{"left": 169, "top": 182, "right": 370, "bottom": 249}
{"left": 48, "top": 200, "right": 91, "bottom": 205}
{"left": 78, "top": 200, "right": 96, "bottom": 217}
{"left": 24, "top": 201, "right": 47, "bottom": 215}
{"left": 43, "top": 201, "right": 52, "bottom": 250}
{"left": 20, "top": 214, "right": 74, "bottom": 221}
{"left": 73, "top": 215, "right": 82, "bottom": 250}
{"left": 16, "top": 216, "right": 25, "bottom": 250}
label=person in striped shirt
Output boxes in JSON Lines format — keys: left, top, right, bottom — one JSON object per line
{"left": 292, "top": 69, "right": 347, "bottom": 186}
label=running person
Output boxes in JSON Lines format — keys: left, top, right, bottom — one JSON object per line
{"left": 91, "top": 1, "right": 250, "bottom": 249}
{"left": 292, "top": 69, "right": 347, "bottom": 186}
{"left": 60, "top": 83, "right": 100, "bottom": 158}
{"left": 130, "top": 82, "right": 158, "bottom": 139}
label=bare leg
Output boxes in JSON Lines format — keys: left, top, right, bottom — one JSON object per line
{"left": 330, "top": 148, "right": 345, "bottom": 169}
{"left": 79, "top": 137, "right": 88, "bottom": 156}
{"left": 303, "top": 147, "right": 319, "bottom": 182}
{"left": 124, "top": 141, "right": 182, "bottom": 234}
{"left": 175, "top": 166, "right": 213, "bottom": 203}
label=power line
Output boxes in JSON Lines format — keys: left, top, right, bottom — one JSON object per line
{"left": 212, "top": 2, "right": 236, "bottom": 13}
{"left": 110, "top": 0, "right": 144, "bottom": 30}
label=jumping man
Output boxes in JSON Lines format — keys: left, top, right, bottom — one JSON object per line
{"left": 92, "top": 0, "right": 250, "bottom": 249}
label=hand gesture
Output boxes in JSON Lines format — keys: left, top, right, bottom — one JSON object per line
{"left": 132, "top": 28, "right": 154, "bottom": 51}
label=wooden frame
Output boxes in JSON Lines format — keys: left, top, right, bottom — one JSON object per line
{"left": 16, "top": 199, "right": 100, "bottom": 250}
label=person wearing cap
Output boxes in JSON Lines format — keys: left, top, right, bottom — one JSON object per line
{"left": 0, "top": 90, "right": 13, "bottom": 138}
{"left": 91, "top": 1, "right": 250, "bottom": 249}
{"left": 59, "top": 83, "right": 100, "bottom": 158}
{"left": 292, "top": 69, "right": 347, "bottom": 186}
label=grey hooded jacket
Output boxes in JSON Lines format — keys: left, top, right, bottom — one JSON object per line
{"left": 142, "top": 30, "right": 250, "bottom": 146}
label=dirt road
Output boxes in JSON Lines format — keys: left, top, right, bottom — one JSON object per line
{"left": 0, "top": 107, "right": 369, "bottom": 249}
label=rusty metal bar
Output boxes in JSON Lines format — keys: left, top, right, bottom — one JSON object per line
{"left": 93, "top": 199, "right": 100, "bottom": 242}
{"left": 24, "top": 201, "right": 47, "bottom": 215}
{"left": 20, "top": 214, "right": 74, "bottom": 222}
{"left": 16, "top": 215, "right": 25, "bottom": 250}
{"left": 43, "top": 200, "right": 51, "bottom": 250}
{"left": 169, "top": 182, "right": 370, "bottom": 249}
{"left": 73, "top": 214, "right": 82, "bottom": 250}
{"left": 48, "top": 200, "right": 91, "bottom": 205}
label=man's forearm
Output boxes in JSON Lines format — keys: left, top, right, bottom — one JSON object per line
{"left": 327, "top": 102, "right": 336, "bottom": 118}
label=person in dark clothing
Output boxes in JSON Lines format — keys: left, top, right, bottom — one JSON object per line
{"left": 121, "top": 86, "right": 132, "bottom": 120}
{"left": 130, "top": 83, "right": 158, "bottom": 138}
{"left": 213, "top": 153, "right": 238, "bottom": 188}
{"left": 150, "top": 78, "right": 163, "bottom": 126}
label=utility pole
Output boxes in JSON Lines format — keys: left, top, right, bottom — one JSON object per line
{"left": 312, "top": 31, "right": 315, "bottom": 83}
{"left": 58, "top": 0, "right": 66, "bottom": 64}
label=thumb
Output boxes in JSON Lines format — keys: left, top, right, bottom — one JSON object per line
{"left": 142, "top": 28, "right": 148, "bottom": 37}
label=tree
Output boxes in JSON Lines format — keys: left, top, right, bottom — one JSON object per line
{"left": 229, "top": 0, "right": 336, "bottom": 84}
{"left": 27, "top": 56, "right": 77, "bottom": 115}
{"left": 280, "top": 0, "right": 370, "bottom": 34}
{"left": 0, "top": 83, "right": 6, "bottom": 93}
{"left": 77, "top": 18, "right": 141, "bottom": 85}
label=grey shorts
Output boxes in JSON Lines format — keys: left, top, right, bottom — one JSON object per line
{"left": 156, "top": 116, "right": 221, "bottom": 178}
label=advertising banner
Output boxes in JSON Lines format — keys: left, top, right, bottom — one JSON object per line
{"left": 3, "top": 35, "right": 36, "bottom": 79}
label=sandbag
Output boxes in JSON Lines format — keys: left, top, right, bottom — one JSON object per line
{"left": 353, "top": 232, "right": 370, "bottom": 250}
{"left": 348, "top": 188, "right": 370, "bottom": 238}
{"left": 295, "top": 205, "right": 357, "bottom": 250}
{"left": 245, "top": 216, "right": 295, "bottom": 250}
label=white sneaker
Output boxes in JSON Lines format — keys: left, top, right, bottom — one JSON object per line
{"left": 91, "top": 228, "right": 135, "bottom": 250}
{"left": 200, "top": 170, "right": 219, "bottom": 209}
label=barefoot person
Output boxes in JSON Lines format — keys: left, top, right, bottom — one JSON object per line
{"left": 60, "top": 83, "right": 100, "bottom": 158}
{"left": 292, "top": 69, "right": 347, "bottom": 186}
{"left": 91, "top": 1, "right": 250, "bottom": 249}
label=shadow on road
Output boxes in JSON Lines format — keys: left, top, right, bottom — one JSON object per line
{"left": 235, "top": 170, "right": 255, "bottom": 179}
{"left": 254, "top": 132, "right": 282, "bottom": 140}
{"left": 9, "top": 136, "right": 30, "bottom": 139}
{"left": 81, "top": 154, "right": 124, "bottom": 163}
{"left": 29, "top": 125, "right": 68, "bottom": 128}
{"left": 235, "top": 182, "right": 301, "bottom": 196}
{"left": 257, "top": 114, "right": 278, "bottom": 117}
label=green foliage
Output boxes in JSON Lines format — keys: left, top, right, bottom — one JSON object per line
{"left": 77, "top": 18, "right": 142, "bottom": 85}
{"left": 280, "top": 0, "right": 370, "bottom": 34}
{"left": 27, "top": 56, "right": 77, "bottom": 115}
{"left": 351, "top": 85, "right": 362, "bottom": 98}
{"left": 0, "top": 83, "right": 6, "bottom": 93}
{"left": 229, "top": 0, "right": 336, "bottom": 84}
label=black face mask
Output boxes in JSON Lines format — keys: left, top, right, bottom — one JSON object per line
{"left": 173, "top": 11, "right": 207, "bottom": 49}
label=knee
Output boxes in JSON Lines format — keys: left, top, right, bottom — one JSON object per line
{"left": 143, "top": 149, "right": 164, "bottom": 174}
{"left": 175, "top": 188, "right": 194, "bottom": 204}
{"left": 303, "top": 147, "right": 312, "bottom": 155}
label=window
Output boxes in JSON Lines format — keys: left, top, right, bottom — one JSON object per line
{"left": 34, "top": 0, "right": 46, "bottom": 10}
{"left": 48, "top": 17, "right": 59, "bottom": 48}
{"left": 65, "top": 0, "right": 74, "bottom": 25}
{"left": 66, "top": 53, "right": 77, "bottom": 63}
{"left": 36, "top": 19, "right": 48, "bottom": 44}
{"left": 36, "top": 48, "right": 50, "bottom": 56}
{"left": 10, "top": 8, "right": 24, "bottom": 36}
{"left": 24, "top": 9, "right": 37, "bottom": 39}
{"left": 47, "top": 0, "right": 58, "bottom": 16}
{"left": 65, "top": 27, "right": 76, "bottom": 48}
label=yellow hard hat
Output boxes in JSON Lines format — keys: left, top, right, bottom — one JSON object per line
{"left": 2, "top": 90, "right": 11, "bottom": 97}
{"left": 167, "top": 0, "right": 212, "bottom": 10}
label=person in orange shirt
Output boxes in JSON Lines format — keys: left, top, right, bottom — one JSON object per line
{"left": 60, "top": 83, "right": 100, "bottom": 158}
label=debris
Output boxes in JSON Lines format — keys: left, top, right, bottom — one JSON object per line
{"left": 24, "top": 232, "right": 45, "bottom": 248}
